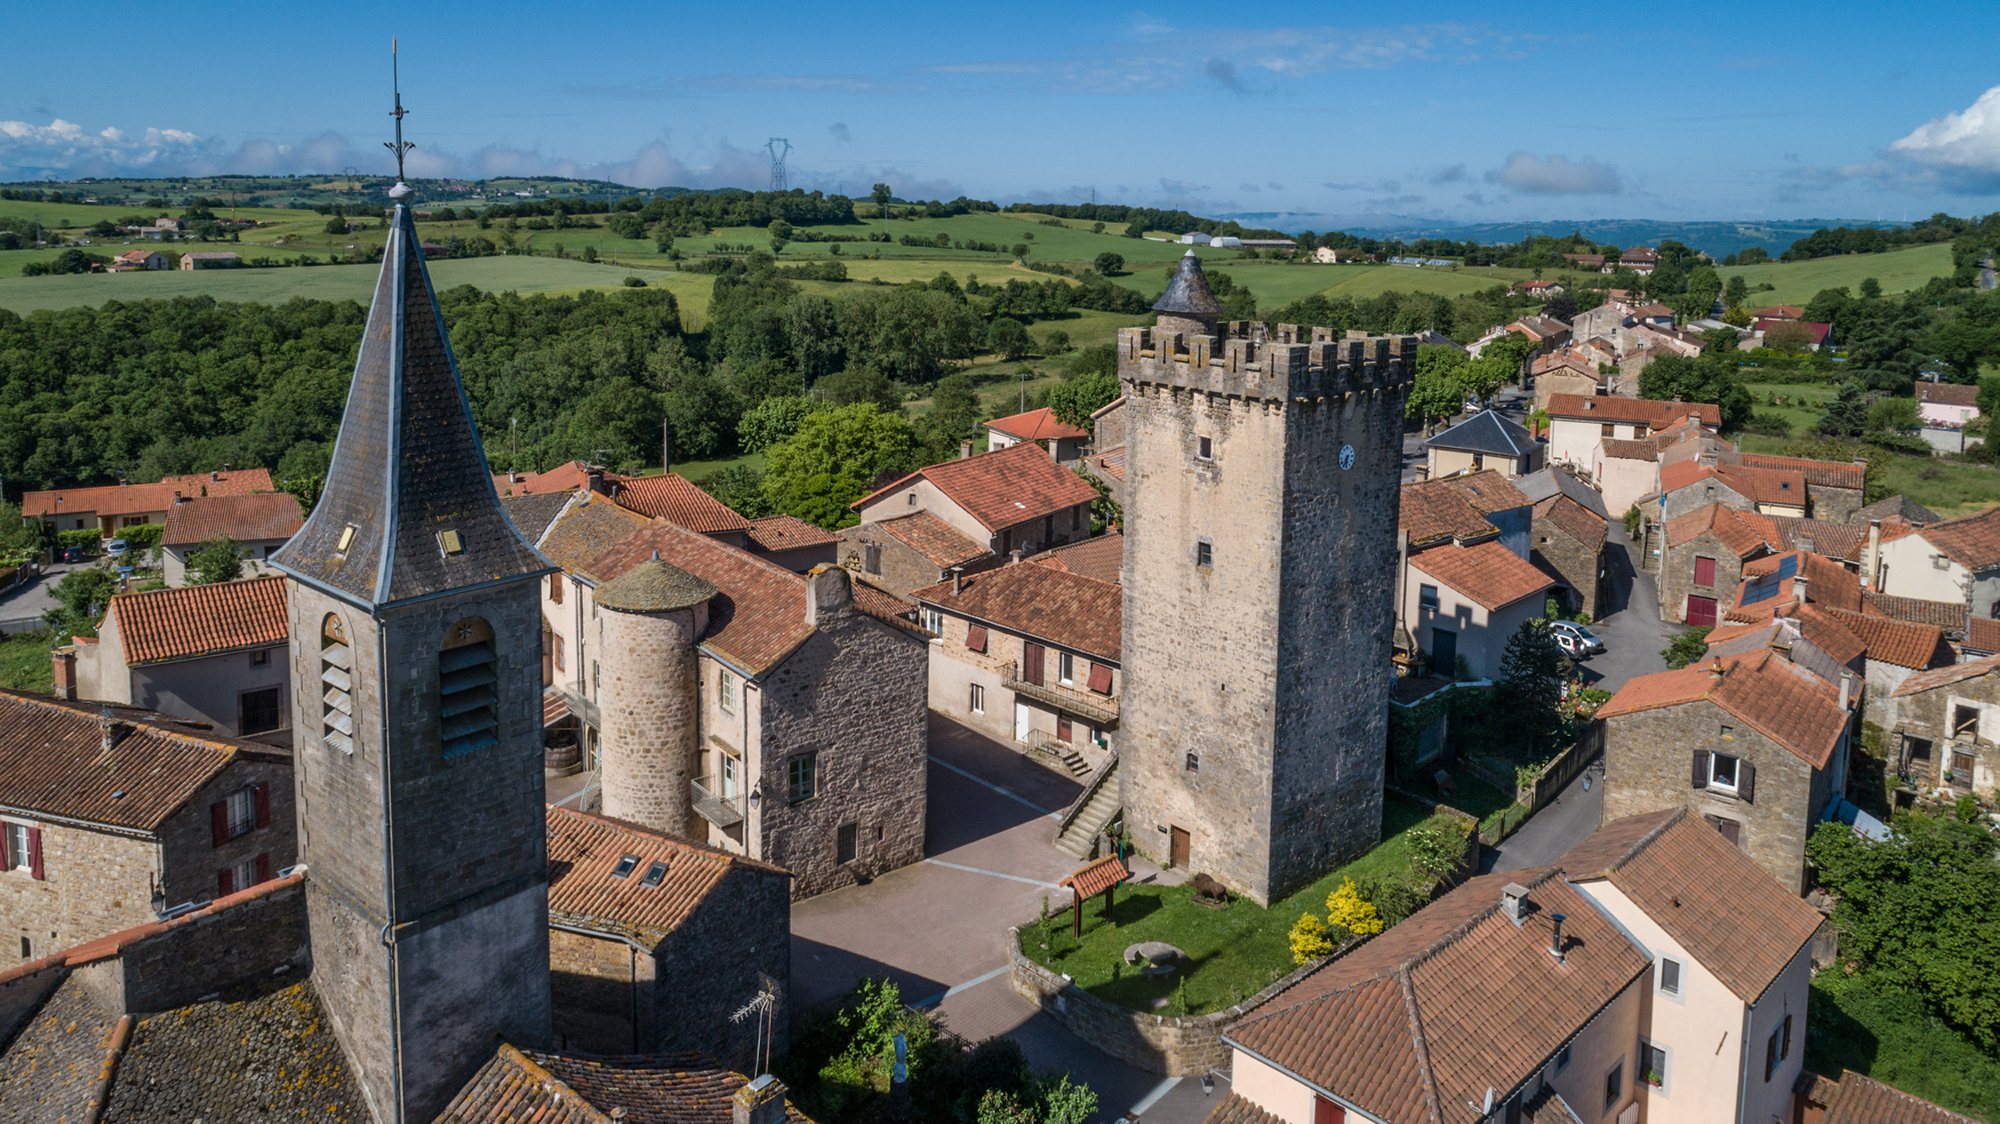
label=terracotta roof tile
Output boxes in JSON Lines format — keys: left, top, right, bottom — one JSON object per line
{"left": 545, "top": 806, "right": 787, "bottom": 948}
{"left": 540, "top": 494, "right": 652, "bottom": 578}
{"left": 1912, "top": 506, "right": 2000, "bottom": 570}
{"left": 1597, "top": 650, "right": 1847, "bottom": 768}
{"left": 1408, "top": 540, "right": 1554, "bottom": 611}
{"left": 1031, "top": 533, "right": 1124, "bottom": 585}
{"left": 875, "top": 511, "right": 988, "bottom": 568}
{"left": 1864, "top": 592, "right": 1969, "bottom": 634}
{"left": 850, "top": 580, "right": 920, "bottom": 634}
{"left": 1735, "top": 452, "right": 1866, "bottom": 492}
{"left": 1892, "top": 652, "right": 2000, "bottom": 697}
{"left": 1731, "top": 551, "right": 1862, "bottom": 619}
{"left": 1599, "top": 436, "right": 1662, "bottom": 461}
{"left": 0, "top": 689, "right": 286, "bottom": 830}
{"left": 1792, "top": 603, "right": 1868, "bottom": 666}
{"left": 1661, "top": 461, "right": 1807, "bottom": 508}
{"left": 912, "top": 561, "right": 1121, "bottom": 661}
{"left": 1084, "top": 446, "right": 1127, "bottom": 482}
{"left": 1665, "top": 503, "right": 1777, "bottom": 560}
{"left": 22, "top": 468, "right": 275, "bottom": 520}
{"left": 492, "top": 460, "right": 613, "bottom": 497}
{"left": 984, "top": 406, "right": 1089, "bottom": 442}
{"left": 524, "top": 1053, "right": 814, "bottom": 1124}
{"left": 1813, "top": 606, "right": 1951, "bottom": 670}
{"left": 854, "top": 442, "right": 1098, "bottom": 533}
{"left": 159, "top": 492, "right": 304, "bottom": 547}
{"left": 1060, "top": 855, "right": 1130, "bottom": 899}
{"left": 1560, "top": 810, "right": 1824, "bottom": 1003}
{"left": 1968, "top": 615, "right": 2000, "bottom": 653}
{"left": 105, "top": 575, "right": 289, "bottom": 664}
{"left": 1914, "top": 383, "right": 1980, "bottom": 409}
{"left": 1769, "top": 517, "right": 1866, "bottom": 562}
{"left": 1545, "top": 393, "right": 1720, "bottom": 428}
{"left": 1203, "top": 1093, "right": 1286, "bottom": 1124}
{"left": 615, "top": 474, "right": 754, "bottom": 535}
{"left": 440, "top": 1043, "right": 611, "bottom": 1123}
{"left": 746, "top": 514, "right": 838, "bottom": 552}
{"left": 1820, "top": 1070, "right": 1978, "bottom": 1123}
{"left": 1400, "top": 472, "right": 1526, "bottom": 548}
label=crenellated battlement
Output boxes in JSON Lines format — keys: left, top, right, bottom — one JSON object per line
{"left": 1118, "top": 324, "right": 1417, "bottom": 405}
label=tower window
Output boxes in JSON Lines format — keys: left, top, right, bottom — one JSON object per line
{"left": 1196, "top": 436, "right": 1213, "bottom": 461}
{"left": 1185, "top": 751, "right": 1200, "bottom": 773}
{"left": 1195, "top": 539, "right": 1213, "bottom": 568}
{"left": 439, "top": 618, "right": 499, "bottom": 758}
{"left": 320, "top": 615, "right": 355, "bottom": 756}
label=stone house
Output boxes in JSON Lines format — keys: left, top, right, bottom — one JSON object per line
{"left": 67, "top": 576, "right": 292, "bottom": 740}
{"left": 1728, "top": 453, "right": 1866, "bottom": 522}
{"left": 1529, "top": 348, "right": 1607, "bottom": 411}
{"left": 1889, "top": 653, "right": 2000, "bottom": 801}
{"left": 1705, "top": 599, "right": 1950, "bottom": 730}
{"left": 19, "top": 467, "right": 275, "bottom": 540}
{"left": 1530, "top": 493, "right": 1608, "bottom": 619}
{"left": 983, "top": 406, "right": 1091, "bottom": 464}
{"left": 1397, "top": 472, "right": 1547, "bottom": 678}
{"left": 1507, "top": 313, "right": 1573, "bottom": 354}
{"left": 159, "top": 491, "right": 304, "bottom": 585}
{"left": 1077, "top": 396, "right": 1129, "bottom": 507}
{"left": 1545, "top": 393, "right": 1719, "bottom": 473}
{"left": 587, "top": 520, "right": 929, "bottom": 899}
{"left": 841, "top": 441, "right": 1098, "bottom": 597}
{"left": 1870, "top": 505, "right": 2000, "bottom": 618}
{"left": 544, "top": 805, "right": 790, "bottom": 1067}
{"left": 1422, "top": 409, "right": 1544, "bottom": 479}
{"left": 0, "top": 689, "right": 293, "bottom": 968}
{"left": 911, "top": 536, "right": 1121, "bottom": 765}
{"left": 1661, "top": 504, "right": 1779, "bottom": 626}
{"left": 1658, "top": 459, "right": 1807, "bottom": 522}
{"left": 744, "top": 514, "right": 839, "bottom": 573}
{"left": 1598, "top": 649, "right": 1854, "bottom": 893}
{"left": 1213, "top": 809, "right": 1823, "bottom": 1124}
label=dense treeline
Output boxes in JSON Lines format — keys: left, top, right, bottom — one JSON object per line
{"left": 1003, "top": 202, "right": 1288, "bottom": 241}
{"left": 1776, "top": 213, "right": 1980, "bottom": 262}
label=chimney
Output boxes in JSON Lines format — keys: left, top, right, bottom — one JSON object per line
{"left": 733, "top": 1076, "right": 789, "bottom": 1124}
{"left": 1793, "top": 574, "right": 1809, "bottom": 605}
{"left": 804, "top": 564, "right": 853, "bottom": 627}
{"left": 222, "top": 463, "right": 231, "bottom": 473}
{"left": 585, "top": 465, "right": 608, "bottom": 495}
{"left": 1501, "top": 882, "right": 1531, "bottom": 926}
{"left": 1709, "top": 658, "right": 1726, "bottom": 682}
{"left": 100, "top": 713, "right": 131, "bottom": 753}
{"left": 210, "top": 471, "right": 220, "bottom": 482}
{"left": 1864, "top": 519, "right": 1882, "bottom": 590}
{"left": 51, "top": 647, "right": 77, "bottom": 701}
{"left": 1548, "top": 912, "right": 1567, "bottom": 962}
{"left": 1008, "top": 547, "right": 1026, "bottom": 566}
{"left": 959, "top": 439, "right": 974, "bottom": 460}
{"left": 172, "top": 491, "right": 187, "bottom": 505}
{"left": 950, "top": 565, "right": 964, "bottom": 595}
{"left": 1840, "top": 670, "right": 1855, "bottom": 712}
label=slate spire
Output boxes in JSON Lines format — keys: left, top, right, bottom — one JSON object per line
{"left": 271, "top": 60, "right": 546, "bottom": 608}
{"left": 1152, "top": 248, "right": 1223, "bottom": 339}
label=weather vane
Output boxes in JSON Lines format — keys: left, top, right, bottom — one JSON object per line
{"left": 386, "top": 38, "right": 414, "bottom": 196}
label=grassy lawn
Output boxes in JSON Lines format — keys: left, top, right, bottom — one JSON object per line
{"left": 666, "top": 450, "right": 767, "bottom": 484}
{"left": 1742, "top": 381, "right": 1838, "bottom": 432}
{"left": 1866, "top": 452, "right": 2000, "bottom": 517}
{"left": 1719, "top": 243, "right": 1955, "bottom": 306}
{"left": 0, "top": 630, "right": 53, "bottom": 694}
{"left": 1022, "top": 798, "right": 1436, "bottom": 1015}
{"left": 1808, "top": 970, "right": 1999, "bottom": 1122}
{"left": 1430, "top": 769, "right": 1523, "bottom": 839}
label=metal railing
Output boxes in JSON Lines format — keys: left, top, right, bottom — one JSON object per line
{"left": 691, "top": 777, "right": 744, "bottom": 829}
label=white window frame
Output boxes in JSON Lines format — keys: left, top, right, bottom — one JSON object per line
{"left": 1058, "top": 651, "right": 1075, "bottom": 685}
{"left": 720, "top": 752, "right": 739, "bottom": 800}
{"left": 919, "top": 608, "right": 943, "bottom": 636}
{"left": 225, "top": 788, "right": 257, "bottom": 840}
{"left": 719, "top": 667, "right": 736, "bottom": 715}
{"left": 1708, "top": 751, "right": 1741, "bottom": 794}
{"left": 1419, "top": 583, "right": 1441, "bottom": 611}
{"left": 2, "top": 822, "right": 30, "bottom": 875}
{"left": 969, "top": 683, "right": 985, "bottom": 715}
{"left": 228, "top": 855, "right": 260, "bottom": 893}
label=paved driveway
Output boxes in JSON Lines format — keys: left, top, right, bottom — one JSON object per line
{"left": 791, "top": 717, "right": 1208, "bottom": 1123}
{"left": 0, "top": 562, "right": 66, "bottom": 635}
{"left": 1571, "top": 523, "right": 1670, "bottom": 695}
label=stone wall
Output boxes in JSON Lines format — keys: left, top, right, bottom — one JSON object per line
{"left": 1531, "top": 517, "right": 1604, "bottom": 620}
{"left": 838, "top": 522, "right": 953, "bottom": 599}
{"left": 99, "top": 875, "right": 309, "bottom": 1015}
{"left": 652, "top": 861, "right": 791, "bottom": 1068}
{"left": 597, "top": 602, "right": 703, "bottom": 837}
{"left": 0, "top": 825, "right": 156, "bottom": 970}
{"left": 1659, "top": 532, "right": 1753, "bottom": 625}
{"left": 157, "top": 752, "right": 297, "bottom": 908}
{"left": 1810, "top": 485, "right": 1863, "bottom": 524}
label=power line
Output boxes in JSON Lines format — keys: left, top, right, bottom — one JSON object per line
{"left": 765, "top": 138, "right": 791, "bottom": 192}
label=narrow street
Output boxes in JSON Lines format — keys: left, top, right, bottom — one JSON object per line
{"left": 0, "top": 562, "right": 66, "bottom": 636}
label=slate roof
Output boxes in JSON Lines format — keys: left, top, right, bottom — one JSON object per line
{"left": 1424, "top": 409, "right": 1539, "bottom": 458}
{"left": 1512, "top": 467, "right": 1608, "bottom": 520}
{"left": 0, "top": 689, "right": 287, "bottom": 830}
{"left": 1031, "top": 533, "right": 1124, "bottom": 585}
{"left": 0, "top": 974, "right": 114, "bottom": 1116}
{"left": 1818, "top": 1069, "right": 1978, "bottom": 1123}
{"left": 1154, "top": 250, "right": 1223, "bottom": 316}
{"left": 22, "top": 468, "right": 276, "bottom": 520}
{"left": 593, "top": 559, "right": 717, "bottom": 613}
{"left": 160, "top": 491, "right": 304, "bottom": 546}
{"left": 615, "top": 474, "right": 754, "bottom": 535}
{"left": 1854, "top": 494, "right": 1941, "bottom": 525}
{"left": 1911, "top": 506, "right": 2000, "bottom": 570}
{"left": 1408, "top": 540, "right": 1555, "bottom": 611}
{"left": 1558, "top": 808, "right": 1824, "bottom": 1003}
{"left": 102, "top": 575, "right": 289, "bottom": 664}
{"left": 746, "top": 514, "right": 838, "bottom": 553}
{"left": 876, "top": 510, "right": 990, "bottom": 568}
{"left": 272, "top": 200, "right": 549, "bottom": 607}
{"left": 1545, "top": 393, "right": 1720, "bottom": 428}
{"left": 854, "top": 442, "right": 1098, "bottom": 533}
{"left": 502, "top": 491, "right": 575, "bottom": 543}
{"left": 1596, "top": 650, "right": 1848, "bottom": 768}
{"left": 984, "top": 406, "right": 1088, "bottom": 442}
{"left": 545, "top": 806, "right": 787, "bottom": 949}
{"left": 1892, "top": 652, "right": 2000, "bottom": 697}
{"left": 539, "top": 493, "right": 652, "bottom": 578}
{"left": 911, "top": 561, "right": 1122, "bottom": 661}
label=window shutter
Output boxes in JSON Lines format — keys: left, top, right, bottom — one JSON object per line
{"left": 0, "top": 826, "right": 9, "bottom": 871}
{"left": 218, "top": 868, "right": 235, "bottom": 898}
{"left": 1088, "top": 664, "right": 1113, "bottom": 695}
{"left": 1738, "top": 760, "right": 1756, "bottom": 804}
{"left": 1024, "top": 643, "right": 1045, "bottom": 686}
{"left": 965, "top": 625, "right": 988, "bottom": 653}
{"left": 210, "top": 801, "right": 229, "bottom": 848}
{"left": 255, "top": 784, "right": 271, "bottom": 829}
{"left": 256, "top": 853, "right": 272, "bottom": 884}
{"left": 27, "top": 829, "right": 42, "bottom": 881}
{"left": 1691, "top": 749, "right": 1710, "bottom": 789}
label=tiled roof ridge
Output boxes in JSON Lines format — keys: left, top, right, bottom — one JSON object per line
{"left": 1577, "top": 807, "right": 1686, "bottom": 878}
{"left": 1712, "top": 651, "right": 1844, "bottom": 765}
{"left": 0, "top": 687, "right": 279, "bottom": 764}
{"left": 1396, "top": 969, "right": 1448, "bottom": 1124}
{"left": 0, "top": 870, "right": 304, "bottom": 987}
{"left": 1401, "top": 867, "right": 1566, "bottom": 979}
{"left": 105, "top": 575, "right": 290, "bottom": 665}
{"left": 546, "top": 804, "right": 791, "bottom": 878}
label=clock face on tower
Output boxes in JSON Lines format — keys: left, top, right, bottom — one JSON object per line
{"left": 1339, "top": 444, "right": 1356, "bottom": 471}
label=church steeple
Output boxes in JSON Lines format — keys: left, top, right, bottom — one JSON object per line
{"left": 272, "top": 43, "right": 545, "bottom": 608}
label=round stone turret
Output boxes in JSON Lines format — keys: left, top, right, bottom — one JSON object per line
{"left": 1152, "top": 249, "right": 1223, "bottom": 340}
{"left": 595, "top": 559, "right": 715, "bottom": 836}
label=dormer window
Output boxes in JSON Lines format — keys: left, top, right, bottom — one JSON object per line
{"left": 640, "top": 861, "right": 668, "bottom": 888}
{"left": 611, "top": 854, "right": 640, "bottom": 879}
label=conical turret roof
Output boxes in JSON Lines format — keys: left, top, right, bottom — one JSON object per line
{"left": 272, "top": 197, "right": 549, "bottom": 606}
{"left": 1152, "top": 249, "right": 1223, "bottom": 316}
{"left": 594, "top": 557, "right": 716, "bottom": 613}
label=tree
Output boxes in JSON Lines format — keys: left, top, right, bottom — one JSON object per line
{"left": 1763, "top": 320, "right": 1815, "bottom": 353}
{"left": 1724, "top": 274, "right": 1749, "bottom": 306}
{"left": 699, "top": 465, "right": 773, "bottom": 519}
{"left": 1042, "top": 329, "right": 1073, "bottom": 355}
{"left": 986, "top": 317, "right": 1032, "bottom": 360}
{"left": 1661, "top": 626, "right": 1711, "bottom": 669}
{"left": 762, "top": 403, "right": 919, "bottom": 528}
{"left": 1637, "top": 354, "right": 1754, "bottom": 430}
{"left": 0, "top": 501, "right": 38, "bottom": 562}
{"left": 187, "top": 536, "right": 244, "bottom": 585}
{"left": 915, "top": 373, "right": 983, "bottom": 459}
{"left": 44, "top": 567, "right": 117, "bottom": 641}
{"left": 1865, "top": 395, "right": 1920, "bottom": 438}
{"left": 1047, "top": 371, "right": 1119, "bottom": 431}
{"left": 1499, "top": 618, "right": 1566, "bottom": 754}
{"left": 871, "top": 183, "right": 893, "bottom": 216}
{"left": 739, "top": 395, "right": 819, "bottom": 454}
{"left": 1860, "top": 276, "right": 1884, "bottom": 300}
{"left": 1092, "top": 252, "right": 1124, "bottom": 276}
{"left": 1817, "top": 381, "right": 1871, "bottom": 437}
{"left": 1406, "top": 344, "right": 1469, "bottom": 423}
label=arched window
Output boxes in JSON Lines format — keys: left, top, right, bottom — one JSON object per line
{"left": 321, "top": 615, "right": 354, "bottom": 755}
{"left": 440, "top": 618, "right": 499, "bottom": 758}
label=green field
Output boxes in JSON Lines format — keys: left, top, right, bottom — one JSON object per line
{"left": 1720, "top": 243, "right": 1955, "bottom": 306}
{"left": 1742, "top": 381, "right": 1839, "bottom": 432}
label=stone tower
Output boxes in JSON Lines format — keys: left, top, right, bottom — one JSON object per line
{"left": 594, "top": 557, "right": 716, "bottom": 836}
{"left": 1117, "top": 256, "right": 1415, "bottom": 905}
{"left": 271, "top": 178, "right": 554, "bottom": 1121}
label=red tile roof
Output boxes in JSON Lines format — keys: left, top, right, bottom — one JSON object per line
{"left": 1915, "top": 382, "right": 1980, "bottom": 408}
{"left": 1399, "top": 471, "right": 1527, "bottom": 548}
{"left": 1864, "top": 592, "right": 1970, "bottom": 634}
{"left": 1597, "top": 650, "right": 1848, "bottom": 768}
{"left": 587, "top": 522, "right": 819, "bottom": 676}
{"left": 1535, "top": 494, "right": 1607, "bottom": 549}
{"left": 1032, "top": 533, "right": 1124, "bottom": 585}
{"left": 491, "top": 460, "right": 612, "bottom": 497}
{"left": 160, "top": 492, "right": 304, "bottom": 547}
{"left": 745, "top": 514, "right": 838, "bottom": 553}
{"left": 1060, "top": 855, "right": 1130, "bottom": 899}
{"left": 104, "top": 576, "right": 289, "bottom": 665}
{"left": 22, "top": 468, "right": 275, "bottom": 520}
{"left": 1813, "top": 606, "right": 1951, "bottom": 670}
{"left": 853, "top": 442, "right": 1098, "bottom": 533}
{"left": 1665, "top": 503, "right": 1778, "bottom": 559}
{"left": 545, "top": 806, "right": 787, "bottom": 947}
{"left": 1968, "top": 615, "right": 2000, "bottom": 653}
{"left": 1818, "top": 1070, "right": 1978, "bottom": 1124}
{"left": 911, "top": 560, "right": 1121, "bottom": 661}
{"left": 875, "top": 511, "right": 989, "bottom": 568}
{"left": 1752, "top": 304, "right": 1805, "bottom": 320}
{"left": 1083, "top": 445, "right": 1127, "bottom": 482}
{"left": 1735, "top": 452, "right": 1866, "bottom": 492}
{"left": 1755, "top": 318, "right": 1833, "bottom": 346}
{"left": 1203, "top": 1093, "right": 1285, "bottom": 1124}
{"left": 444, "top": 1044, "right": 816, "bottom": 1124}
{"left": 1408, "top": 539, "right": 1554, "bottom": 611}
{"left": 0, "top": 690, "right": 287, "bottom": 830}
{"left": 1660, "top": 461, "right": 1807, "bottom": 508}
{"left": 614, "top": 475, "right": 754, "bottom": 535}
{"left": 983, "top": 406, "right": 1088, "bottom": 442}
{"left": 1892, "top": 652, "right": 2000, "bottom": 698}
{"left": 1545, "top": 393, "right": 1720, "bottom": 428}
{"left": 1729, "top": 550, "right": 1862, "bottom": 621}
{"left": 1911, "top": 505, "right": 2000, "bottom": 570}
{"left": 1769, "top": 516, "right": 1866, "bottom": 562}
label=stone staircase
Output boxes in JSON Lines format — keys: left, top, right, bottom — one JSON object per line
{"left": 1031, "top": 740, "right": 1091, "bottom": 778}
{"left": 1054, "top": 756, "right": 1120, "bottom": 860}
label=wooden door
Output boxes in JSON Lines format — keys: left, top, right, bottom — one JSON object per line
{"left": 1169, "top": 825, "right": 1190, "bottom": 869}
{"left": 1314, "top": 1097, "right": 1347, "bottom": 1124}
{"left": 1686, "top": 595, "right": 1718, "bottom": 627}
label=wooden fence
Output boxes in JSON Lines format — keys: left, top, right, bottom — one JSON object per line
{"left": 1518, "top": 721, "right": 1604, "bottom": 813}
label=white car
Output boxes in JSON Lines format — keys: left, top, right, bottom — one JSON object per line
{"left": 1550, "top": 620, "right": 1605, "bottom": 658}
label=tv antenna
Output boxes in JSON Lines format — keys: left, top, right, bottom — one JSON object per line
{"left": 765, "top": 138, "right": 791, "bottom": 192}
{"left": 385, "top": 38, "right": 415, "bottom": 193}
{"left": 729, "top": 973, "right": 782, "bottom": 1076}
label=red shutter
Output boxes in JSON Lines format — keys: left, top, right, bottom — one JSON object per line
{"left": 1692, "top": 750, "right": 1709, "bottom": 788}
{"left": 27, "top": 829, "right": 42, "bottom": 882}
{"left": 0, "top": 826, "right": 9, "bottom": 871}
{"left": 254, "top": 784, "right": 271, "bottom": 829}
{"left": 1088, "top": 664, "right": 1113, "bottom": 695}
{"left": 210, "top": 801, "right": 228, "bottom": 848}
{"left": 1693, "top": 556, "right": 1716, "bottom": 587}
{"left": 965, "top": 625, "right": 988, "bottom": 653}
{"left": 217, "top": 868, "right": 235, "bottom": 898}
{"left": 1739, "top": 760, "right": 1756, "bottom": 803}
{"left": 255, "top": 853, "right": 272, "bottom": 884}
{"left": 1024, "top": 643, "right": 1045, "bottom": 687}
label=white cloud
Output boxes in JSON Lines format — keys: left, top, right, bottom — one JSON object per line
{"left": 1888, "top": 85, "right": 2000, "bottom": 191}
{"left": 1486, "top": 151, "right": 1622, "bottom": 195}
{"left": 0, "top": 118, "right": 215, "bottom": 177}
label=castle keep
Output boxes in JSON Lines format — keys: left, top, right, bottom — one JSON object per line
{"left": 1118, "top": 252, "right": 1414, "bottom": 904}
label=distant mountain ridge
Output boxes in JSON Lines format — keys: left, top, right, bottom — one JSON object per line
{"left": 1220, "top": 213, "right": 1905, "bottom": 258}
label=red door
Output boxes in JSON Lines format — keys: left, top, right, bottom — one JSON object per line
{"left": 1686, "top": 595, "right": 1717, "bottom": 627}
{"left": 1314, "top": 1096, "right": 1346, "bottom": 1124}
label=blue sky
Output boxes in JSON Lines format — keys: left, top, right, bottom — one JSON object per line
{"left": 6, "top": 1, "right": 2000, "bottom": 225}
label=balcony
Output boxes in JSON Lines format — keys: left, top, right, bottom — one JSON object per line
{"left": 691, "top": 777, "right": 745, "bottom": 829}
{"left": 1004, "top": 675, "right": 1119, "bottom": 727}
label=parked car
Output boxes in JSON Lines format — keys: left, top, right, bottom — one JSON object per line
{"left": 104, "top": 539, "right": 131, "bottom": 558}
{"left": 1550, "top": 620, "right": 1605, "bottom": 657}
{"left": 61, "top": 546, "right": 88, "bottom": 563}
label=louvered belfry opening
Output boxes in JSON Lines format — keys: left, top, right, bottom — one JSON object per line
{"left": 439, "top": 617, "right": 499, "bottom": 757}
{"left": 321, "top": 614, "right": 355, "bottom": 755}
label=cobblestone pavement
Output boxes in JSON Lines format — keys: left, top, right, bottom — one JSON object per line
{"left": 791, "top": 715, "right": 1211, "bottom": 1124}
